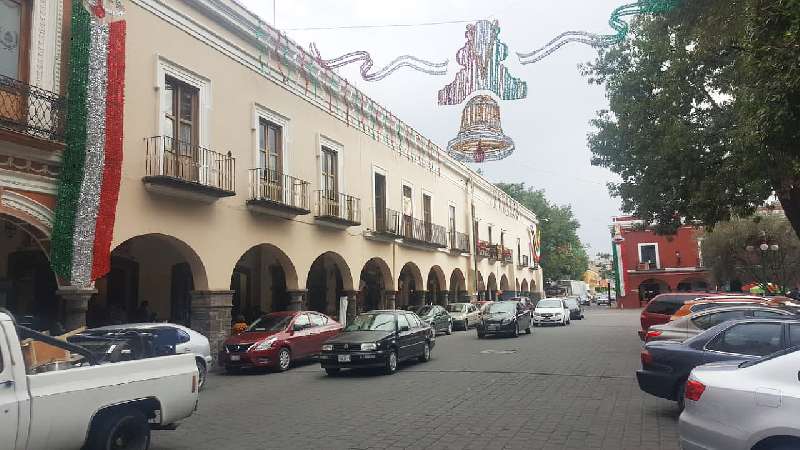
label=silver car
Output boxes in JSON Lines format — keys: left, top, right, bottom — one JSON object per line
{"left": 446, "top": 303, "right": 481, "bottom": 331}
{"left": 646, "top": 306, "right": 798, "bottom": 343}
{"left": 679, "top": 345, "right": 800, "bottom": 450}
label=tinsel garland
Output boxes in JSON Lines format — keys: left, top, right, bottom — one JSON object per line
{"left": 92, "top": 20, "right": 126, "bottom": 280}
{"left": 51, "top": 2, "right": 91, "bottom": 281}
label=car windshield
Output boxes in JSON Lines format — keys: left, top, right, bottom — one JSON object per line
{"left": 446, "top": 304, "right": 467, "bottom": 313}
{"left": 248, "top": 315, "right": 292, "bottom": 332}
{"left": 537, "top": 299, "right": 562, "bottom": 308}
{"left": 345, "top": 313, "right": 396, "bottom": 331}
{"left": 417, "top": 306, "right": 434, "bottom": 316}
{"left": 488, "top": 302, "right": 516, "bottom": 314}
{"left": 565, "top": 299, "right": 578, "bottom": 307}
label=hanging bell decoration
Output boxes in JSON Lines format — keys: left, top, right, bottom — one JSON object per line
{"left": 447, "top": 95, "right": 515, "bottom": 163}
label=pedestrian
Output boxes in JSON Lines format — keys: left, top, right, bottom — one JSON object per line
{"left": 231, "top": 314, "right": 248, "bottom": 335}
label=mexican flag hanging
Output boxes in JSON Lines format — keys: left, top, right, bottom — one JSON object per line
{"left": 51, "top": 0, "right": 127, "bottom": 287}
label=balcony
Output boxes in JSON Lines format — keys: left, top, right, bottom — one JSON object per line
{"left": 314, "top": 191, "right": 361, "bottom": 228}
{"left": 501, "top": 248, "right": 513, "bottom": 265}
{"left": 143, "top": 136, "right": 236, "bottom": 202}
{"left": 367, "top": 207, "right": 403, "bottom": 241}
{"left": 247, "top": 168, "right": 310, "bottom": 218}
{"left": 0, "top": 75, "right": 66, "bottom": 147}
{"left": 398, "top": 215, "right": 447, "bottom": 249}
{"left": 518, "top": 255, "right": 530, "bottom": 269}
{"left": 449, "top": 230, "right": 470, "bottom": 254}
{"left": 477, "top": 240, "right": 492, "bottom": 259}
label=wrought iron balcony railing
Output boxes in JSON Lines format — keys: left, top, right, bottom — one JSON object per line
{"left": 477, "top": 240, "right": 492, "bottom": 258}
{"left": 315, "top": 190, "right": 361, "bottom": 226}
{"left": 0, "top": 75, "right": 66, "bottom": 143}
{"left": 248, "top": 168, "right": 310, "bottom": 213}
{"left": 449, "top": 230, "right": 470, "bottom": 253}
{"left": 375, "top": 207, "right": 403, "bottom": 236}
{"left": 144, "top": 136, "right": 236, "bottom": 194}
{"left": 400, "top": 215, "right": 447, "bottom": 248}
{"left": 518, "top": 254, "right": 530, "bottom": 268}
{"left": 501, "top": 248, "right": 513, "bottom": 265}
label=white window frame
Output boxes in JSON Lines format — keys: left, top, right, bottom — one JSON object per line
{"left": 371, "top": 165, "right": 387, "bottom": 229}
{"left": 448, "top": 202, "right": 457, "bottom": 232}
{"left": 401, "top": 180, "right": 414, "bottom": 218}
{"left": 318, "top": 135, "right": 344, "bottom": 194}
{"left": 638, "top": 242, "right": 660, "bottom": 269}
{"left": 421, "top": 189, "right": 434, "bottom": 224}
{"left": 252, "top": 103, "right": 290, "bottom": 175}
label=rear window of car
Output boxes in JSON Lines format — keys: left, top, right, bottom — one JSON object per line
{"left": 645, "top": 298, "right": 686, "bottom": 315}
{"left": 692, "top": 310, "right": 749, "bottom": 330}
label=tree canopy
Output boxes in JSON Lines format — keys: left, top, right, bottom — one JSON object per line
{"left": 582, "top": 0, "right": 800, "bottom": 237}
{"left": 497, "top": 183, "right": 589, "bottom": 281}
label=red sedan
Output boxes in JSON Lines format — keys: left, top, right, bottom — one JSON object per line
{"left": 220, "top": 311, "right": 342, "bottom": 373}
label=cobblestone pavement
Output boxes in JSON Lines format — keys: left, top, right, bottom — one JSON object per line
{"left": 151, "top": 307, "right": 680, "bottom": 450}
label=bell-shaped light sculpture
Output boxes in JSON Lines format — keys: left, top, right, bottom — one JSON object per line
{"left": 446, "top": 95, "right": 515, "bottom": 163}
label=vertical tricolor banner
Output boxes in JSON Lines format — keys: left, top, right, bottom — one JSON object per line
{"left": 51, "top": 0, "right": 126, "bottom": 287}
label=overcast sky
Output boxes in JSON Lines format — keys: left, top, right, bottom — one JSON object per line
{"left": 238, "top": 0, "right": 624, "bottom": 256}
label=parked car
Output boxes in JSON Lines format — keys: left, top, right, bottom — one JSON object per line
{"left": 0, "top": 310, "right": 199, "bottom": 450}
{"left": 533, "top": 298, "right": 571, "bottom": 326}
{"left": 476, "top": 300, "right": 532, "bottom": 338}
{"left": 563, "top": 297, "right": 584, "bottom": 320}
{"left": 645, "top": 305, "right": 798, "bottom": 343}
{"left": 639, "top": 293, "right": 720, "bottom": 340}
{"left": 578, "top": 296, "right": 591, "bottom": 306}
{"left": 669, "top": 295, "right": 767, "bottom": 320}
{"left": 679, "top": 346, "right": 800, "bottom": 450}
{"left": 446, "top": 302, "right": 481, "bottom": 330}
{"left": 320, "top": 310, "right": 434, "bottom": 375}
{"left": 637, "top": 318, "right": 800, "bottom": 411}
{"left": 415, "top": 304, "right": 453, "bottom": 335}
{"left": 220, "top": 311, "right": 342, "bottom": 373}
{"left": 73, "top": 322, "right": 213, "bottom": 389}
{"left": 596, "top": 295, "right": 611, "bottom": 306}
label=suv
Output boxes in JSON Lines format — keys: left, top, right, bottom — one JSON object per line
{"left": 639, "top": 293, "right": 719, "bottom": 340}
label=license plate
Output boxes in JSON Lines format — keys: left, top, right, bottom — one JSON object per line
{"left": 230, "top": 355, "right": 240, "bottom": 361}
{"left": 338, "top": 354, "right": 351, "bottom": 363}
{"left": 488, "top": 325, "right": 498, "bottom": 330}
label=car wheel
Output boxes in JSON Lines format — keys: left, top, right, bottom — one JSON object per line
{"left": 384, "top": 350, "right": 398, "bottom": 375}
{"left": 325, "top": 368, "right": 340, "bottom": 376}
{"left": 86, "top": 407, "right": 150, "bottom": 450}
{"left": 276, "top": 347, "right": 291, "bottom": 372}
{"left": 418, "top": 342, "right": 431, "bottom": 362}
{"left": 196, "top": 358, "right": 208, "bottom": 390}
{"left": 446, "top": 321, "right": 453, "bottom": 335}
{"left": 676, "top": 380, "right": 687, "bottom": 412}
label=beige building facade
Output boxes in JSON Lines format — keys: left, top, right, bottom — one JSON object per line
{"left": 0, "top": 0, "right": 542, "bottom": 356}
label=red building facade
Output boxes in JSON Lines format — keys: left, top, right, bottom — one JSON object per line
{"left": 612, "top": 216, "right": 712, "bottom": 309}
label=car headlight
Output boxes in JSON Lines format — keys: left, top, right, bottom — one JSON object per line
{"left": 321, "top": 344, "right": 333, "bottom": 352}
{"left": 361, "top": 343, "right": 378, "bottom": 351}
{"left": 554, "top": 313, "right": 562, "bottom": 318}
{"left": 251, "top": 336, "right": 277, "bottom": 351}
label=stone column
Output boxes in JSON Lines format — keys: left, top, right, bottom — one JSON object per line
{"left": 288, "top": 290, "right": 306, "bottom": 311}
{"left": 415, "top": 290, "right": 427, "bottom": 306}
{"left": 459, "top": 290, "right": 470, "bottom": 302}
{"left": 385, "top": 291, "right": 397, "bottom": 310}
{"left": 191, "top": 290, "right": 233, "bottom": 364}
{"left": 343, "top": 290, "right": 358, "bottom": 324}
{"left": 57, "top": 286, "right": 97, "bottom": 332}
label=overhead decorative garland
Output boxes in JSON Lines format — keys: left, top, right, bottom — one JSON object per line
{"left": 517, "top": 0, "right": 682, "bottom": 64}
{"left": 308, "top": 43, "right": 448, "bottom": 82}
{"left": 51, "top": 0, "right": 126, "bottom": 287}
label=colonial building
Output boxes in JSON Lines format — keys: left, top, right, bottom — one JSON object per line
{"left": 1, "top": 0, "right": 543, "bottom": 356}
{"left": 611, "top": 216, "right": 711, "bottom": 308}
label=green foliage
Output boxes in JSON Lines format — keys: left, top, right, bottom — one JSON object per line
{"left": 582, "top": 0, "right": 800, "bottom": 237}
{"left": 701, "top": 215, "right": 800, "bottom": 291}
{"left": 497, "top": 183, "right": 589, "bottom": 280}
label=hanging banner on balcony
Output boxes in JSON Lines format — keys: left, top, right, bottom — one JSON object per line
{"left": 51, "top": 0, "right": 127, "bottom": 287}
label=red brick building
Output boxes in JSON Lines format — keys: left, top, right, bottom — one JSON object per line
{"left": 611, "top": 216, "right": 712, "bottom": 309}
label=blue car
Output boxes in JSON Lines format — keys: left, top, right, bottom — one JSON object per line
{"left": 637, "top": 318, "right": 800, "bottom": 410}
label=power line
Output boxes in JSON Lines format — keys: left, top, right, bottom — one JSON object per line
{"left": 283, "top": 19, "right": 479, "bottom": 32}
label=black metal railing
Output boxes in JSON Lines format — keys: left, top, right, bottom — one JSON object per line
{"left": 449, "top": 230, "right": 470, "bottom": 253}
{"left": 0, "top": 75, "right": 66, "bottom": 142}
{"left": 315, "top": 190, "right": 361, "bottom": 224}
{"left": 145, "top": 136, "right": 236, "bottom": 192}
{"left": 248, "top": 168, "right": 309, "bottom": 211}
{"left": 401, "top": 215, "right": 447, "bottom": 247}
{"left": 519, "top": 254, "right": 530, "bottom": 268}
{"left": 375, "top": 207, "right": 403, "bottom": 236}
{"left": 501, "top": 248, "right": 513, "bottom": 265}
{"left": 477, "top": 240, "right": 492, "bottom": 258}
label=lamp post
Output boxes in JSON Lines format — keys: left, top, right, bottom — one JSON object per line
{"left": 745, "top": 230, "right": 780, "bottom": 294}
{"left": 611, "top": 232, "right": 625, "bottom": 306}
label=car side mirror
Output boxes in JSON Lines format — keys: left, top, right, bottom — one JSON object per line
{"left": 399, "top": 325, "right": 410, "bottom": 332}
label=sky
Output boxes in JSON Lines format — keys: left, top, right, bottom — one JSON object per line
{"left": 238, "top": 0, "right": 624, "bottom": 256}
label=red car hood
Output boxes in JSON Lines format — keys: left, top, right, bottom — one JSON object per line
{"left": 224, "top": 331, "right": 280, "bottom": 345}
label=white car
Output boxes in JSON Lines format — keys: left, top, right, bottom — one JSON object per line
{"left": 533, "top": 298, "right": 571, "bottom": 326}
{"left": 77, "top": 323, "right": 212, "bottom": 389}
{"left": 446, "top": 303, "right": 481, "bottom": 330}
{"left": 679, "top": 346, "right": 800, "bottom": 450}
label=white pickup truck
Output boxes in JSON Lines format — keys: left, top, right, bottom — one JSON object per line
{"left": 0, "top": 311, "right": 199, "bottom": 450}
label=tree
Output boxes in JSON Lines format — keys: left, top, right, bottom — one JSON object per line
{"left": 497, "top": 183, "right": 589, "bottom": 280}
{"left": 582, "top": 1, "right": 800, "bottom": 238}
{"left": 701, "top": 215, "right": 800, "bottom": 292}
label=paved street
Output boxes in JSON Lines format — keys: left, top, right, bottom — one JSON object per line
{"left": 152, "top": 307, "right": 679, "bottom": 450}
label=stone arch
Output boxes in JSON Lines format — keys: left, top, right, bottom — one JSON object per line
{"left": 476, "top": 270, "right": 486, "bottom": 300}
{"left": 306, "top": 252, "right": 354, "bottom": 317}
{"left": 487, "top": 273, "right": 498, "bottom": 300}
{"left": 359, "top": 257, "right": 394, "bottom": 313}
{"left": 228, "top": 243, "right": 299, "bottom": 321}
{"left": 449, "top": 268, "right": 466, "bottom": 302}
{"left": 398, "top": 262, "right": 424, "bottom": 308}
{"left": 638, "top": 278, "right": 670, "bottom": 306}
{"left": 426, "top": 265, "right": 447, "bottom": 305}
{"left": 521, "top": 279, "right": 529, "bottom": 294}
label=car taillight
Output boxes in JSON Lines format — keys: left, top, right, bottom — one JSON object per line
{"left": 640, "top": 350, "right": 653, "bottom": 366}
{"left": 191, "top": 375, "right": 197, "bottom": 393}
{"left": 645, "top": 330, "right": 662, "bottom": 341}
{"left": 685, "top": 380, "right": 705, "bottom": 401}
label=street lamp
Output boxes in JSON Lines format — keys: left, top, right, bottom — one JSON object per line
{"left": 611, "top": 232, "right": 624, "bottom": 304}
{"left": 745, "top": 230, "right": 781, "bottom": 293}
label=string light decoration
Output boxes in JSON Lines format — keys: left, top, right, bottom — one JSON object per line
{"left": 439, "top": 20, "right": 527, "bottom": 105}
{"left": 308, "top": 43, "right": 448, "bottom": 81}
{"left": 51, "top": 0, "right": 127, "bottom": 287}
{"left": 447, "top": 95, "right": 515, "bottom": 162}
{"left": 517, "top": 0, "right": 682, "bottom": 64}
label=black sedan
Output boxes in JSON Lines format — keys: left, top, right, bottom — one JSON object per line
{"left": 415, "top": 305, "right": 453, "bottom": 335}
{"left": 637, "top": 318, "right": 800, "bottom": 410}
{"left": 476, "top": 300, "right": 532, "bottom": 338}
{"left": 320, "top": 310, "right": 435, "bottom": 375}
{"left": 564, "top": 297, "right": 584, "bottom": 320}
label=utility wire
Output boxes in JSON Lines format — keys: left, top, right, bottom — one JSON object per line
{"left": 283, "top": 19, "right": 479, "bottom": 32}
